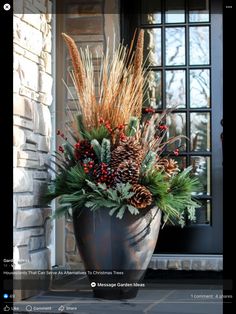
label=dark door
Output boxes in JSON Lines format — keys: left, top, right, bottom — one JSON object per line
{"left": 121, "top": 0, "right": 223, "bottom": 253}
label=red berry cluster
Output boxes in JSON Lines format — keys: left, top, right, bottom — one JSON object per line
{"left": 99, "top": 117, "right": 113, "bottom": 133}
{"left": 159, "top": 124, "right": 168, "bottom": 131}
{"left": 174, "top": 148, "right": 179, "bottom": 156}
{"left": 74, "top": 140, "right": 95, "bottom": 162}
{"left": 145, "top": 107, "right": 155, "bottom": 114}
{"left": 99, "top": 117, "right": 126, "bottom": 141}
{"left": 58, "top": 145, "right": 64, "bottom": 153}
{"left": 93, "top": 162, "right": 115, "bottom": 186}
{"left": 83, "top": 160, "right": 95, "bottom": 174}
{"left": 117, "top": 124, "right": 126, "bottom": 141}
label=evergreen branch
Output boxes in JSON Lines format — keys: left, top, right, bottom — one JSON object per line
{"left": 91, "top": 139, "right": 102, "bottom": 161}
{"left": 126, "top": 116, "right": 139, "bottom": 136}
{"left": 101, "top": 138, "right": 111, "bottom": 163}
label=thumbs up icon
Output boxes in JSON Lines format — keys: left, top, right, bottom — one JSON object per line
{"left": 3, "top": 305, "right": 10, "bottom": 311}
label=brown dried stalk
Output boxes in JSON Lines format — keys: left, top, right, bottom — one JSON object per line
{"left": 133, "top": 29, "right": 144, "bottom": 118}
{"left": 61, "top": 32, "right": 147, "bottom": 136}
{"left": 61, "top": 33, "right": 85, "bottom": 96}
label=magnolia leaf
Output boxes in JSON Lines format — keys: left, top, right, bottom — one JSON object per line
{"left": 116, "top": 205, "right": 126, "bottom": 219}
{"left": 127, "top": 205, "right": 139, "bottom": 215}
{"left": 109, "top": 207, "right": 118, "bottom": 216}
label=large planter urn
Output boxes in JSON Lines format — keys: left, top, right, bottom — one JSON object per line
{"left": 73, "top": 205, "right": 161, "bottom": 299}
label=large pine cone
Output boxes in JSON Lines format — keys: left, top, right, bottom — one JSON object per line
{"left": 110, "top": 137, "right": 144, "bottom": 170}
{"left": 113, "top": 160, "right": 139, "bottom": 185}
{"left": 155, "top": 158, "right": 180, "bottom": 176}
{"left": 129, "top": 184, "right": 152, "bottom": 209}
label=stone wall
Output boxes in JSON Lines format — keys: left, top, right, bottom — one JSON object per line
{"left": 13, "top": 0, "right": 53, "bottom": 277}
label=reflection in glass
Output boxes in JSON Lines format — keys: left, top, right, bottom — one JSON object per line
{"left": 189, "top": 0, "right": 209, "bottom": 22}
{"left": 144, "top": 71, "right": 162, "bottom": 109}
{"left": 144, "top": 28, "right": 161, "bottom": 66}
{"left": 165, "top": 0, "right": 185, "bottom": 23}
{"left": 191, "top": 112, "right": 210, "bottom": 151}
{"left": 190, "top": 26, "right": 209, "bottom": 65}
{"left": 166, "top": 27, "right": 185, "bottom": 65}
{"left": 141, "top": 0, "right": 161, "bottom": 24}
{"left": 191, "top": 200, "right": 211, "bottom": 224}
{"left": 190, "top": 69, "right": 210, "bottom": 108}
{"left": 191, "top": 156, "right": 211, "bottom": 195}
{"left": 166, "top": 113, "right": 186, "bottom": 151}
{"left": 166, "top": 70, "right": 186, "bottom": 108}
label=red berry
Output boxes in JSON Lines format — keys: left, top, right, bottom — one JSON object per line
{"left": 58, "top": 146, "right": 64, "bottom": 153}
{"left": 174, "top": 149, "right": 179, "bottom": 156}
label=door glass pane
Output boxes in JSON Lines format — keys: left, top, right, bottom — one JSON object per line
{"left": 166, "top": 113, "right": 186, "bottom": 151}
{"left": 165, "top": 0, "right": 185, "bottom": 23}
{"left": 189, "top": 0, "right": 209, "bottom": 22}
{"left": 191, "top": 200, "right": 211, "bottom": 224}
{"left": 191, "top": 156, "right": 211, "bottom": 195}
{"left": 165, "top": 27, "right": 185, "bottom": 65}
{"left": 189, "top": 26, "right": 209, "bottom": 65}
{"left": 190, "top": 69, "right": 210, "bottom": 108}
{"left": 141, "top": 0, "right": 161, "bottom": 24}
{"left": 190, "top": 112, "right": 210, "bottom": 151}
{"left": 166, "top": 70, "right": 186, "bottom": 108}
{"left": 144, "top": 71, "right": 162, "bottom": 109}
{"left": 144, "top": 28, "right": 162, "bottom": 66}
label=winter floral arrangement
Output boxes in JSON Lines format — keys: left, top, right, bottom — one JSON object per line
{"left": 46, "top": 31, "right": 201, "bottom": 227}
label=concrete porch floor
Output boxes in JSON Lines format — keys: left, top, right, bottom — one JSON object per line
{"left": 13, "top": 286, "right": 223, "bottom": 314}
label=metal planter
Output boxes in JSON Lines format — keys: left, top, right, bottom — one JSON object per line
{"left": 73, "top": 205, "right": 161, "bottom": 299}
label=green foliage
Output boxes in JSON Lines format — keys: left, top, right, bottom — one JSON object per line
{"left": 101, "top": 138, "right": 111, "bottom": 163}
{"left": 142, "top": 167, "right": 201, "bottom": 227}
{"left": 91, "top": 139, "right": 102, "bottom": 161}
{"left": 62, "top": 142, "right": 77, "bottom": 167}
{"left": 90, "top": 138, "right": 111, "bottom": 163}
{"left": 45, "top": 164, "right": 88, "bottom": 203}
{"left": 140, "top": 151, "right": 157, "bottom": 175}
{"left": 82, "top": 125, "right": 110, "bottom": 142}
{"left": 84, "top": 181, "right": 138, "bottom": 219}
{"left": 126, "top": 116, "right": 139, "bottom": 136}
{"left": 169, "top": 166, "right": 201, "bottom": 196}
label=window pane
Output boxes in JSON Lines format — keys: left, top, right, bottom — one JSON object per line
{"left": 166, "top": 70, "right": 186, "bottom": 108}
{"left": 144, "top": 28, "right": 162, "bottom": 66}
{"left": 191, "top": 200, "right": 211, "bottom": 225}
{"left": 165, "top": 27, "right": 185, "bottom": 65}
{"left": 190, "top": 69, "right": 210, "bottom": 108}
{"left": 189, "top": 26, "right": 210, "bottom": 65}
{"left": 165, "top": 0, "right": 185, "bottom": 23}
{"left": 191, "top": 156, "right": 211, "bottom": 195}
{"left": 141, "top": 0, "right": 161, "bottom": 24}
{"left": 189, "top": 0, "right": 209, "bottom": 22}
{"left": 144, "top": 71, "right": 162, "bottom": 109}
{"left": 166, "top": 113, "right": 186, "bottom": 151}
{"left": 190, "top": 112, "right": 210, "bottom": 151}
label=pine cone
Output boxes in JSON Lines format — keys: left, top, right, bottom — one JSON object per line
{"left": 113, "top": 160, "right": 139, "bottom": 185}
{"left": 129, "top": 184, "right": 152, "bottom": 209}
{"left": 111, "top": 137, "right": 144, "bottom": 170}
{"left": 155, "top": 158, "right": 180, "bottom": 176}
